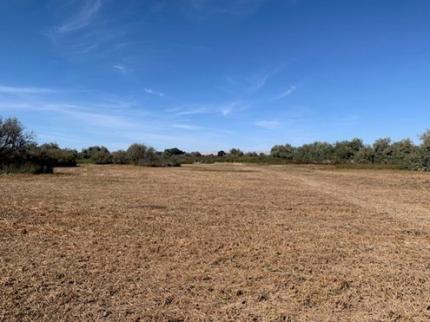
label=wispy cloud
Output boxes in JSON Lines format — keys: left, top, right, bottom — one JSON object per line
{"left": 254, "top": 120, "right": 281, "bottom": 129}
{"left": 63, "top": 109, "right": 134, "bottom": 128}
{"left": 173, "top": 123, "right": 201, "bottom": 130}
{"left": 113, "top": 64, "right": 127, "bottom": 74}
{"left": 273, "top": 85, "right": 297, "bottom": 100}
{"left": 0, "top": 85, "right": 237, "bottom": 151}
{"left": 0, "top": 85, "right": 56, "bottom": 95}
{"left": 220, "top": 101, "right": 242, "bottom": 116}
{"left": 56, "top": 0, "right": 103, "bottom": 33}
{"left": 144, "top": 88, "right": 165, "bottom": 97}
{"left": 0, "top": 99, "right": 135, "bottom": 130}
{"left": 174, "top": 106, "right": 209, "bottom": 116}
{"left": 221, "top": 64, "right": 286, "bottom": 96}
{"left": 171, "top": 101, "right": 243, "bottom": 117}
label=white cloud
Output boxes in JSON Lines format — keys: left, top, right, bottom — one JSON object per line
{"left": 254, "top": 120, "right": 280, "bottom": 129}
{"left": 0, "top": 85, "right": 56, "bottom": 95}
{"left": 113, "top": 64, "right": 127, "bottom": 74}
{"left": 57, "top": 0, "right": 103, "bottom": 33}
{"left": 144, "top": 88, "right": 165, "bottom": 97}
{"left": 220, "top": 101, "right": 242, "bottom": 116}
{"left": 174, "top": 107, "right": 209, "bottom": 116}
{"left": 171, "top": 101, "right": 242, "bottom": 117}
{"left": 173, "top": 123, "right": 201, "bottom": 130}
{"left": 273, "top": 85, "right": 297, "bottom": 100}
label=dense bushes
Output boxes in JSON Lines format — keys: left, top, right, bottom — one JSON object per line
{"left": 111, "top": 150, "right": 128, "bottom": 164}
{"left": 126, "top": 144, "right": 181, "bottom": 167}
{"left": 3, "top": 115, "right": 430, "bottom": 172}
{"left": 0, "top": 116, "right": 182, "bottom": 173}
{"left": 178, "top": 130, "right": 430, "bottom": 171}
{"left": 269, "top": 132, "right": 430, "bottom": 170}
{"left": 77, "top": 143, "right": 181, "bottom": 167}
{"left": 79, "top": 146, "right": 112, "bottom": 164}
{"left": 39, "top": 143, "right": 78, "bottom": 167}
{"left": 0, "top": 117, "right": 77, "bottom": 173}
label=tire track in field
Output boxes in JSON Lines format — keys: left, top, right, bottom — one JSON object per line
{"left": 267, "top": 166, "right": 430, "bottom": 226}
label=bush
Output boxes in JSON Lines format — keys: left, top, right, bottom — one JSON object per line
{"left": 0, "top": 117, "right": 53, "bottom": 173}
{"left": 271, "top": 144, "right": 295, "bottom": 160}
{"left": 164, "top": 147, "right": 185, "bottom": 156}
{"left": 126, "top": 143, "right": 181, "bottom": 167}
{"left": 126, "top": 144, "right": 149, "bottom": 165}
{"left": 112, "top": 150, "right": 128, "bottom": 164}
{"left": 39, "top": 143, "right": 77, "bottom": 167}
{"left": 79, "top": 146, "right": 112, "bottom": 164}
{"left": 217, "top": 150, "right": 226, "bottom": 157}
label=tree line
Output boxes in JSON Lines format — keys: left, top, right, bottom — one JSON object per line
{"left": 0, "top": 117, "right": 181, "bottom": 173}
{"left": 1, "top": 116, "right": 430, "bottom": 173}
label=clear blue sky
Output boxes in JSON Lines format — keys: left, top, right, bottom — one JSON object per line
{"left": 1, "top": 0, "right": 429, "bottom": 152}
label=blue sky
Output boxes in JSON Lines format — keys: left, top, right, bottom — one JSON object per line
{"left": 1, "top": 0, "right": 430, "bottom": 152}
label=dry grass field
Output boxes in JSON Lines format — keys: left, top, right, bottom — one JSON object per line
{"left": 1, "top": 164, "right": 430, "bottom": 321}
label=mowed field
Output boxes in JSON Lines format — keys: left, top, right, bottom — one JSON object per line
{"left": 1, "top": 164, "right": 430, "bottom": 321}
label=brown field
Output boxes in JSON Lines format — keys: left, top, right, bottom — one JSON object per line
{"left": 1, "top": 164, "right": 430, "bottom": 321}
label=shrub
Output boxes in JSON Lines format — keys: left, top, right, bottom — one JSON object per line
{"left": 373, "top": 138, "right": 393, "bottom": 164}
{"left": 126, "top": 144, "right": 149, "bottom": 165}
{"left": 112, "top": 150, "right": 128, "bottom": 164}
{"left": 334, "top": 139, "right": 363, "bottom": 162}
{"left": 229, "top": 148, "right": 244, "bottom": 157}
{"left": 0, "top": 117, "right": 53, "bottom": 173}
{"left": 80, "top": 146, "right": 112, "bottom": 164}
{"left": 217, "top": 150, "right": 226, "bottom": 157}
{"left": 271, "top": 144, "right": 295, "bottom": 160}
{"left": 164, "top": 147, "right": 185, "bottom": 156}
{"left": 39, "top": 143, "right": 77, "bottom": 167}
{"left": 354, "top": 146, "right": 374, "bottom": 164}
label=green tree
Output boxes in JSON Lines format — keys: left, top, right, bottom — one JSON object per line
{"left": 229, "top": 148, "right": 244, "bottom": 157}
{"left": 217, "top": 150, "right": 226, "bottom": 157}
{"left": 354, "top": 146, "right": 375, "bottom": 164}
{"left": 126, "top": 144, "right": 148, "bottom": 165}
{"left": 112, "top": 150, "right": 128, "bottom": 164}
{"left": 391, "top": 139, "right": 421, "bottom": 169}
{"left": 373, "top": 138, "right": 393, "bottom": 164}
{"left": 334, "top": 138, "right": 364, "bottom": 162}
{"left": 164, "top": 147, "right": 185, "bottom": 156}
{"left": 271, "top": 144, "right": 295, "bottom": 160}
{"left": 0, "top": 117, "right": 33, "bottom": 159}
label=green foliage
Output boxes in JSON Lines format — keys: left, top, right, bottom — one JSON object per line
{"left": 217, "top": 150, "right": 226, "bottom": 157}
{"left": 0, "top": 117, "right": 33, "bottom": 159}
{"left": 126, "top": 143, "right": 180, "bottom": 167}
{"left": 39, "top": 143, "right": 77, "bottom": 167}
{"left": 112, "top": 150, "right": 128, "bottom": 164}
{"left": 295, "top": 142, "right": 334, "bottom": 163}
{"left": 164, "top": 147, "right": 185, "bottom": 156}
{"left": 0, "top": 117, "right": 52, "bottom": 173}
{"left": 229, "top": 148, "right": 244, "bottom": 157}
{"left": 373, "top": 138, "right": 393, "bottom": 164}
{"left": 334, "top": 139, "right": 363, "bottom": 162}
{"left": 126, "top": 144, "right": 149, "bottom": 165}
{"left": 80, "top": 146, "right": 112, "bottom": 164}
{"left": 271, "top": 144, "right": 295, "bottom": 159}
{"left": 3, "top": 115, "right": 430, "bottom": 172}
{"left": 353, "top": 146, "right": 374, "bottom": 164}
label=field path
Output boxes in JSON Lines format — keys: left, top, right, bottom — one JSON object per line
{"left": 270, "top": 165, "right": 430, "bottom": 224}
